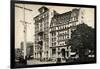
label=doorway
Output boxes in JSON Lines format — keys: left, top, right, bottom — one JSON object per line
{"left": 61, "top": 49, "right": 65, "bottom": 58}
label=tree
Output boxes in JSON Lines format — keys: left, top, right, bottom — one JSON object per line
{"left": 67, "top": 23, "right": 95, "bottom": 59}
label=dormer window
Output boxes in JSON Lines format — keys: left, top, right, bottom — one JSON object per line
{"left": 38, "top": 6, "right": 49, "bottom": 13}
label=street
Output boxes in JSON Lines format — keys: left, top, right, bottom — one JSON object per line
{"left": 27, "top": 59, "right": 56, "bottom": 65}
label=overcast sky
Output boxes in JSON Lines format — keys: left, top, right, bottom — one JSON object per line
{"left": 15, "top": 3, "right": 95, "bottom": 48}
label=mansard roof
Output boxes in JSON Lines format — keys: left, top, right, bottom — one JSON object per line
{"left": 50, "top": 11, "right": 71, "bottom": 27}
{"left": 34, "top": 6, "right": 49, "bottom": 20}
{"left": 50, "top": 8, "right": 80, "bottom": 27}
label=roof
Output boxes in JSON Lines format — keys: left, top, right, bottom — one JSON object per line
{"left": 38, "top": 6, "right": 49, "bottom": 12}
{"left": 50, "top": 11, "right": 71, "bottom": 27}
{"left": 34, "top": 6, "right": 49, "bottom": 21}
{"left": 50, "top": 8, "right": 80, "bottom": 27}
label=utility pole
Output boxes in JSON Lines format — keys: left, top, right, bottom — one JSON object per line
{"left": 81, "top": 9, "right": 85, "bottom": 23}
{"left": 15, "top": 4, "right": 32, "bottom": 61}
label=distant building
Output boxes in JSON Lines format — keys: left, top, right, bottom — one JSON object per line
{"left": 15, "top": 48, "right": 23, "bottom": 60}
{"left": 50, "top": 8, "right": 84, "bottom": 60}
{"left": 26, "top": 42, "right": 34, "bottom": 59}
{"left": 20, "top": 42, "right": 34, "bottom": 59}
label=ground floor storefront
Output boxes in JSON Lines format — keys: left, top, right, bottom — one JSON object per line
{"left": 49, "top": 46, "right": 72, "bottom": 62}
{"left": 33, "top": 45, "right": 77, "bottom": 63}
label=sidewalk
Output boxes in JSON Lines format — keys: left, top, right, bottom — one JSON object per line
{"left": 27, "top": 59, "right": 56, "bottom": 65}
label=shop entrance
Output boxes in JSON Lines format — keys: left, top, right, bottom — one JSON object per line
{"left": 61, "top": 49, "right": 65, "bottom": 58}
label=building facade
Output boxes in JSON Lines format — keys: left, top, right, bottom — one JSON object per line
{"left": 34, "top": 6, "right": 84, "bottom": 61}
{"left": 20, "top": 42, "right": 34, "bottom": 59}
{"left": 50, "top": 8, "right": 84, "bottom": 61}
{"left": 34, "top": 6, "right": 53, "bottom": 60}
{"left": 26, "top": 42, "right": 34, "bottom": 59}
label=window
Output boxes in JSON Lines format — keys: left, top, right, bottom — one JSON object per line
{"left": 54, "top": 42, "right": 56, "bottom": 46}
{"left": 67, "top": 51, "right": 69, "bottom": 57}
{"left": 52, "top": 43, "right": 53, "bottom": 46}
{"left": 52, "top": 48, "right": 56, "bottom": 55}
{"left": 52, "top": 33, "right": 53, "bottom": 36}
{"left": 52, "top": 38, "right": 53, "bottom": 41}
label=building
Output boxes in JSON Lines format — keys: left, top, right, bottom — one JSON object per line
{"left": 26, "top": 42, "right": 34, "bottom": 59}
{"left": 34, "top": 6, "right": 53, "bottom": 60}
{"left": 20, "top": 41, "right": 34, "bottom": 59}
{"left": 50, "top": 8, "right": 84, "bottom": 61}
{"left": 15, "top": 48, "right": 23, "bottom": 61}
{"left": 34, "top": 6, "right": 84, "bottom": 61}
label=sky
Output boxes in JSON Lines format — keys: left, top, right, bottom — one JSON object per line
{"left": 15, "top": 3, "right": 95, "bottom": 48}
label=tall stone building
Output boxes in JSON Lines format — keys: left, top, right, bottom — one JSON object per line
{"left": 34, "top": 6, "right": 84, "bottom": 61}
{"left": 50, "top": 8, "right": 84, "bottom": 61}
{"left": 34, "top": 6, "right": 53, "bottom": 60}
